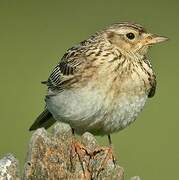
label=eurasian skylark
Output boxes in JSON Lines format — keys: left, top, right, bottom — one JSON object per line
{"left": 30, "top": 22, "right": 168, "bottom": 146}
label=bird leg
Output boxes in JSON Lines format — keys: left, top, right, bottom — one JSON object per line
{"left": 107, "top": 134, "right": 116, "bottom": 164}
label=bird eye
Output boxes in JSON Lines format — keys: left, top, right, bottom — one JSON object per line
{"left": 126, "top": 32, "right": 135, "bottom": 40}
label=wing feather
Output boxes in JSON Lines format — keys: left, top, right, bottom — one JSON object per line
{"left": 148, "top": 76, "right": 156, "bottom": 98}
{"left": 45, "top": 45, "right": 86, "bottom": 89}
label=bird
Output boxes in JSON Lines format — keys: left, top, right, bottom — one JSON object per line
{"left": 29, "top": 22, "right": 168, "bottom": 147}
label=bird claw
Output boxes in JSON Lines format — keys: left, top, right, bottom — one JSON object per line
{"left": 70, "top": 139, "right": 116, "bottom": 179}
{"left": 102, "top": 146, "right": 116, "bottom": 165}
{"left": 93, "top": 146, "right": 116, "bottom": 175}
{"left": 70, "top": 140, "right": 91, "bottom": 179}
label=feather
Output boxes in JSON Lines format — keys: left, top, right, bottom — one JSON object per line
{"left": 29, "top": 109, "right": 56, "bottom": 131}
{"left": 148, "top": 77, "right": 156, "bottom": 98}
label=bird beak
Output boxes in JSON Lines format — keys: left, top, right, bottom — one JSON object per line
{"left": 144, "top": 33, "right": 169, "bottom": 45}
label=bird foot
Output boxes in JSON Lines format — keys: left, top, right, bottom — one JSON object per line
{"left": 70, "top": 140, "right": 91, "bottom": 179}
{"left": 70, "top": 140, "right": 116, "bottom": 178}
{"left": 102, "top": 146, "right": 116, "bottom": 165}
{"left": 92, "top": 146, "right": 116, "bottom": 175}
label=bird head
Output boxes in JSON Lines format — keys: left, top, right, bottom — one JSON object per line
{"left": 104, "top": 22, "right": 168, "bottom": 56}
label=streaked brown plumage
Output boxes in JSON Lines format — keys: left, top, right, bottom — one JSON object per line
{"left": 30, "top": 22, "right": 168, "bottom": 145}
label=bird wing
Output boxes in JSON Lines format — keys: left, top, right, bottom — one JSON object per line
{"left": 148, "top": 76, "right": 156, "bottom": 98}
{"left": 142, "top": 57, "right": 157, "bottom": 98}
{"left": 43, "top": 44, "right": 87, "bottom": 90}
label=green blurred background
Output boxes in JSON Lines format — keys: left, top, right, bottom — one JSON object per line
{"left": 0, "top": 0, "right": 178, "bottom": 179}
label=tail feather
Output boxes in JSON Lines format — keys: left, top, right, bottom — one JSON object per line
{"left": 29, "top": 109, "right": 56, "bottom": 131}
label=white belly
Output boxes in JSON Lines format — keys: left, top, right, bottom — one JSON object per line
{"left": 101, "top": 94, "right": 147, "bottom": 134}
{"left": 46, "top": 84, "right": 148, "bottom": 135}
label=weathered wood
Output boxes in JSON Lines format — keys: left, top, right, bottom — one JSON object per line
{"left": 0, "top": 122, "right": 140, "bottom": 180}
{"left": 23, "top": 122, "right": 124, "bottom": 180}
{"left": 0, "top": 154, "right": 20, "bottom": 180}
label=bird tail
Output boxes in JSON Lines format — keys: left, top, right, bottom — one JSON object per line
{"left": 29, "top": 109, "right": 56, "bottom": 131}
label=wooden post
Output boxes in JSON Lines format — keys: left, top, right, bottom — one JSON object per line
{"left": 0, "top": 122, "right": 140, "bottom": 180}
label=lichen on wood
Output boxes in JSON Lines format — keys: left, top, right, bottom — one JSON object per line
{"left": 0, "top": 122, "right": 140, "bottom": 180}
{"left": 0, "top": 153, "right": 20, "bottom": 180}
{"left": 23, "top": 122, "right": 124, "bottom": 180}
